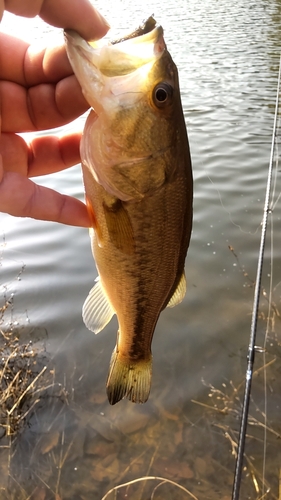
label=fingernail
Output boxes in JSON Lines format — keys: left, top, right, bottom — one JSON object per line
{"left": 96, "top": 11, "right": 111, "bottom": 31}
{"left": 88, "top": 11, "right": 110, "bottom": 41}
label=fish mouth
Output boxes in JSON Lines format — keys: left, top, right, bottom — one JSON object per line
{"left": 111, "top": 16, "right": 159, "bottom": 45}
{"left": 64, "top": 16, "right": 165, "bottom": 78}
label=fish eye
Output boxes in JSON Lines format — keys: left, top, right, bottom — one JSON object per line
{"left": 153, "top": 82, "right": 173, "bottom": 107}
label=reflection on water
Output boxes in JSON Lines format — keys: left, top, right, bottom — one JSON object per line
{"left": 1, "top": 0, "right": 281, "bottom": 498}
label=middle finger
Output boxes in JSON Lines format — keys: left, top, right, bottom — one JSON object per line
{"left": 0, "top": 76, "right": 89, "bottom": 132}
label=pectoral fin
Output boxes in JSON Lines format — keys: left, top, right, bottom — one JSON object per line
{"left": 103, "top": 199, "right": 135, "bottom": 255}
{"left": 166, "top": 272, "right": 186, "bottom": 308}
{"left": 82, "top": 278, "right": 114, "bottom": 333}
{"left": 86, "top": 196, "right": 103, "bottom": 247}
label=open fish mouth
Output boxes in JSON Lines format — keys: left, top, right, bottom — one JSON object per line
{"left": 110, "top": 16, "right": 159, "bottom": 44}
{"left": 64, "top": 17, "right": 165, "bottom": 80}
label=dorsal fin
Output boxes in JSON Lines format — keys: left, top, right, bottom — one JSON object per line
{"left": 166, "top": 272, "right": 186, "bottom": 308}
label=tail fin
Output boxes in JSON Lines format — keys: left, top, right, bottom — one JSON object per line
{"left": 106, "top": 348, "right": 152, "bottom": 405}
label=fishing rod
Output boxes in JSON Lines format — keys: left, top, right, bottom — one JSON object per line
{"left": 231, "top": 54, "right": 281, "bottom": 500}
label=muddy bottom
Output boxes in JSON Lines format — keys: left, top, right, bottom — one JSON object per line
{"left": 0, "top": 294, "right": 280, "bottom": 500}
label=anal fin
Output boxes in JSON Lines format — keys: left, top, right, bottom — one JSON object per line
{"left": 82, "top": 278, "right": 114, "bottom": 333}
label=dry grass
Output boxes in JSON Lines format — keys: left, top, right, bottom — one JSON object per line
{"left": 191, "top": 347, "right": 281, "bottom": 500}
{"left": 0, "top": 294, "right": 50, "bottom": 437}
{"left": 101, "top": 476, "right": 200, "bottom": 500}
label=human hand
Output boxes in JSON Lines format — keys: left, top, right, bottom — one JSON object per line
{"left": 0, "top": 0, "right": 109, "bottom": 227}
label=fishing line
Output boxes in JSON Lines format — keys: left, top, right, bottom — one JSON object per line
{"left": 231, "top": 54, "right": 281, "bottom": 500}
{"left": 207, "top": 174, "right": 261, "bottom": 236}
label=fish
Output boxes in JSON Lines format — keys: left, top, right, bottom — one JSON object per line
{"left": 64, "top": 17, "right": 193, "bottom": 405}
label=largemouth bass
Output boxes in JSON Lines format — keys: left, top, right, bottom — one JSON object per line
{"left": 65, "top": 17, "right": 193, "bottom": 405}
